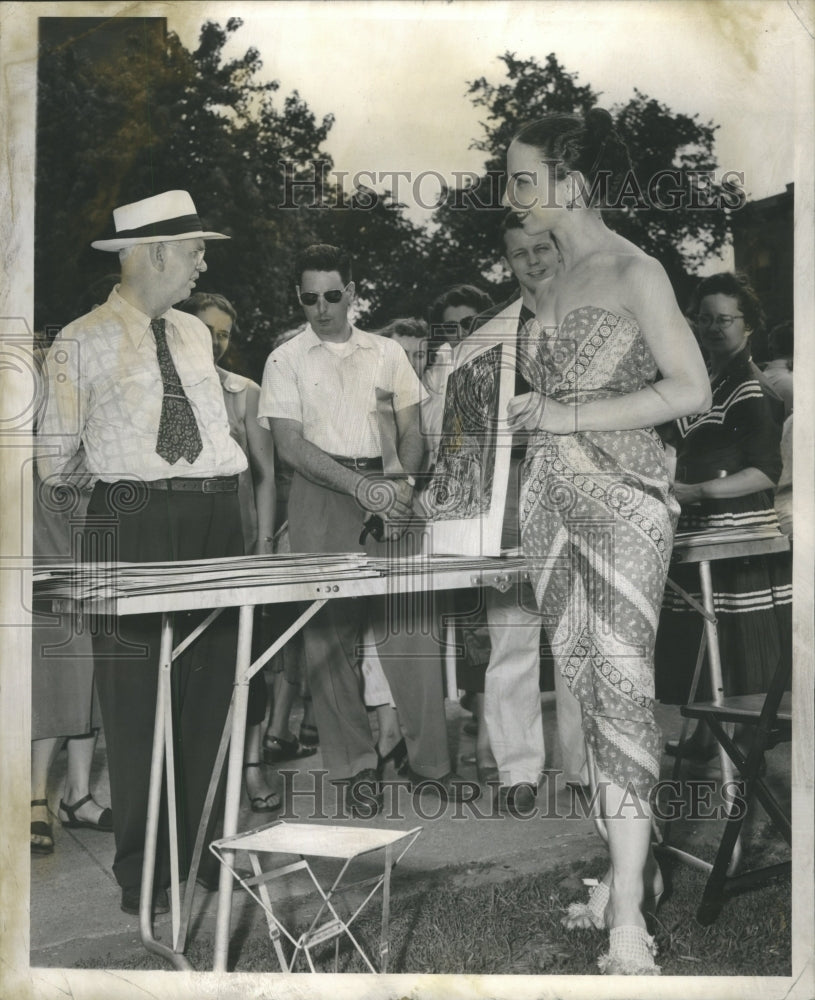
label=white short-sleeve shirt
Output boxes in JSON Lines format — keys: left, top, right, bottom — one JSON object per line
{"left": 258, "top": 325, "right": 424, "bottom": 457}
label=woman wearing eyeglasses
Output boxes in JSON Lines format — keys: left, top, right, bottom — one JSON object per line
{"left": 655, "top": 272, "right": 791, "bottom": 741}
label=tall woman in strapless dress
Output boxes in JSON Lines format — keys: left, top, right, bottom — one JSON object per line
{"left": 503, "top": 109, "right": 711, "bottom": 974}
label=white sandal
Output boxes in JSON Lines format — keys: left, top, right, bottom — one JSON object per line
{"left": 561, "top": 879, "right": 610, "bottom": 930}
{"left": 597, "top": 925, "right": 661, "bottom": 975}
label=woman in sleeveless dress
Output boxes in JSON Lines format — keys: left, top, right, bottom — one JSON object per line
{"left": 503, "top": 109, "right": 711, "bottom": 974}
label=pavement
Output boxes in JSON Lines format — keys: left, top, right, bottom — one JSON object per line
{"left": 30, "top": 694, "right": 791, "bottom": 972}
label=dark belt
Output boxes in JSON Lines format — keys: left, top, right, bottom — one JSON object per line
{"left": 326, "top": 455, "right": 384, "bottom": 472}
{"left": 143, "top": 476, "right": 239, "bottom": 493}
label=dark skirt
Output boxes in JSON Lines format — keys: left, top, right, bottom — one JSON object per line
{"left": 655, "top": 496, "right": 792, "bottom": 703}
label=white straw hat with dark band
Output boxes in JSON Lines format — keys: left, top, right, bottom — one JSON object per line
{"left": 91, "top": 190, "right": 230, "bottom": 251}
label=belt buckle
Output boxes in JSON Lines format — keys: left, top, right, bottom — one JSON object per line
{"left": 202, "top": 478, "right": 219, "bottom": 493}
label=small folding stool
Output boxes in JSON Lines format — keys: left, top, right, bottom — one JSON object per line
{"left": 210, "top": 821, "right": 421, "bottom": 973}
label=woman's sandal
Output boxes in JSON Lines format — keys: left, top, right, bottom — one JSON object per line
{"left": 597, "top": 925, "right": 661, "bottom": 975}
{"left": 562, "top": 879, "right": 610, "bottom": 930}
{"left": 31, "top": 799, "right": 54, "bottom": 856}
{"left": 562, "top": 878, "right": 665, "bottom": 931}
{"left": 298, "top": 723, "right": 319, "bottom": 750}
{"left": 58, "top": 793, "right": 113, "bottom": 832}
{"left": 244, "top": 763, "right": 282, "bottom": 813}
{"left": 262, "top": 733, "right": 318, "bottom": 764}
{"left": 377, "top": 737, "right": 408, "bottom": 777}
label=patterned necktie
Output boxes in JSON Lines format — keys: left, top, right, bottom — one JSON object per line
{"left": 152, "top": 317, "right": 203, "bottom": 465}
{"left": 515, "top": 305, "right": 535, "bottom": 395}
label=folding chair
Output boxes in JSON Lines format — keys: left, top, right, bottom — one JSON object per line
{"left": 210, "top": 821, "right": 422, "bottom": 973}
{"left": 678, "top": 639, "right": 792, "bottom": 925}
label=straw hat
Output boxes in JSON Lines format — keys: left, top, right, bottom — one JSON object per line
{"left": 91, "top": 190, "right": 229, "bottom": 251}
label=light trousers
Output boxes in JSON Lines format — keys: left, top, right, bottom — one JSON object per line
{"left": 484, "top": 583, "right": 587, "bottom": 785}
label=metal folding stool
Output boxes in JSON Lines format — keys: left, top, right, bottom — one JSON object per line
{"left": 210, "top": 821, "right": 422, "bottom": 973}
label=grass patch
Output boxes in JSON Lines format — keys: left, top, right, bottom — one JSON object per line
{"left": 75, "top": 852, "right": 790, "bottom": 976}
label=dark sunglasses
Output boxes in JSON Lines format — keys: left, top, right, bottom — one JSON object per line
{"left": 298, "top": 287, "right": 346, "bottom": 306}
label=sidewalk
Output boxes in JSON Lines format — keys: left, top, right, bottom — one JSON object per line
{"left": 30, "top": 696, "right": 788, "bottom": 971}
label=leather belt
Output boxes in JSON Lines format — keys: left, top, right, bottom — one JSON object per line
{"left": 327, "top": 455, "right": 384, "bottom": 471}
{"left": 143, "top": 476, "right": 239, "bottom": 493}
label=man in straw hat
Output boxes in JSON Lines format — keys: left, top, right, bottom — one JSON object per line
{"left": 38, "top": 190, "right": 248, "bottom": 916}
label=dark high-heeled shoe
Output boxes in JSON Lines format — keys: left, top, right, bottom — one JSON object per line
{"left": 377, "top": 738, "right": 408, "bottom": 776}
{"left": 58, "top": 793, "right": 113, "bottom": 832}
{"left": 262, "top": 733, "right": 318, "bottom": 764}
{"left": 243, "top": 762, "right": 282, "bottom": 813}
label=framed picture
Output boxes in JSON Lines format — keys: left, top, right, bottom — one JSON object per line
{"left": 422, "top": 338, "right": 516, "bottom": 556}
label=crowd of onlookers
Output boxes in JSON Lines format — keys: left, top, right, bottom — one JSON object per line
{"left": 32, "top": 225, "right": 792, "bottom": 884}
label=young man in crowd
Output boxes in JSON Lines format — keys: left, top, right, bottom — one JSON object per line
{"left": 429, "top": 214, "right": 587, "bottom": 815}
{"left": 259, "top": 243, "right": 469, "bottom": 817}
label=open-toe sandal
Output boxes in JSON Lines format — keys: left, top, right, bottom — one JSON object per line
{"left": 597, "top": 925, "right": 661, "bottom": 975}
{"left": 244, "top": 762, "right": 282, "bottom": 813}
{"left": 262, "top": 734, "right": 317, "bottom": 764}
{"left": 31, "top": 799, "right": 54, "bottom": 856}
{"left": 562, "top": 878, "right": 610, "bottom": 930}
{"left": 298, "top": 723, "right": 319, "bottom": 750}
{"left": 59, "top": 793, "right": 113, "bottom": 832}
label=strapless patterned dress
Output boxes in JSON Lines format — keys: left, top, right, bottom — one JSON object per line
{"left": 520, "top": 306, "right": 679, "bottom": 800}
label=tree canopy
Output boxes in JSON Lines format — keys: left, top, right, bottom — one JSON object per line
{"left": 37, "top": 23, "right": 736, "bottom": 379}
{"left": 37, "top": 17, "right": 337, "bottom": 376}
{"left": 427, "top": 53, "right": 735, "bottom": 308}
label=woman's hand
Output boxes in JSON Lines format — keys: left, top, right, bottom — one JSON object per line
{"left": 673, "top": 481, "right": 704, "bottom": 506}
{"left": 506, "top": 392, "right": 575, "bottom": 435}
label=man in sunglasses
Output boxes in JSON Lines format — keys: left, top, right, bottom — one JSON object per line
{"left": 259, "top": 243, "right": 469, "bottom": 817}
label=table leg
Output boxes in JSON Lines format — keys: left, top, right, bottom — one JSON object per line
{"left": 139, "top": 612, "right": 192, "bottom": 970}
{"left": 698, "top": 560, "right": 742, "bottom": 873}
{"left": 380, "top": 843, "right": 393, "bottom": 973}
{"left": 444, "top": 617, "right": 457, "bottom": 701}
{"left": 212, "top": 603, "right": 254, "bottom": 972}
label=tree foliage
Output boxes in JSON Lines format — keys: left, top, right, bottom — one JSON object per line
{"left": 36, "top": 17, "right": 338, "bottom": 377}
{"left": 37, "top": 26, "right": 733, "bottom": 377}
{"left": 427, "top": 53, "right": 733, "bottom": 307}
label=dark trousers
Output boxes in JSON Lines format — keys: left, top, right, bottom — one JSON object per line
{"left": 288, "top": 473, "right": 451, "bottom": 780}
{"left": 87, "top": 482, "right": 243, "bottom": 890}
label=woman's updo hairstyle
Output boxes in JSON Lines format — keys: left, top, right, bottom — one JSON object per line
{"left": 687, "top": 271, "right": 765, "bottom": 337}
{"left": 513, "top": 107, "right": 634, "bottom": 208}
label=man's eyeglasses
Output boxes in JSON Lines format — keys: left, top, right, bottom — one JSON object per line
{"left": 696, "top": 314, "right": 744, "bottom": 329}
{"left": 298, "top": 287, "right": 347, "bottom": 306}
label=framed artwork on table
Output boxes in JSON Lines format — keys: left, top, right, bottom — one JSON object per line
{"left": 421, "top": 340, "right": 516, "bottom": 556}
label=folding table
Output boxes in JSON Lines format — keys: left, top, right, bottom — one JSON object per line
{"left": 210, "top": 821, "right": 422, "bottom": 972}
{"left": 35, "top": 551, "right": 528, "bottom": 971}
{"left": 654, "top": 531, "right": 791, "bottom": 879}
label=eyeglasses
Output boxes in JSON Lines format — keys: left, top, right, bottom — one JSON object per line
{"left": 435, "top": 318, "right": 476, "bottom": 340}
{"left": 298, "top": 286, "right": 347, "bottom": 306}
{"left": 696, "top": 314, "right": 744, "bottom": 329}
{"left": 166, "top": 243, "right": 205, "bottom": 265}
